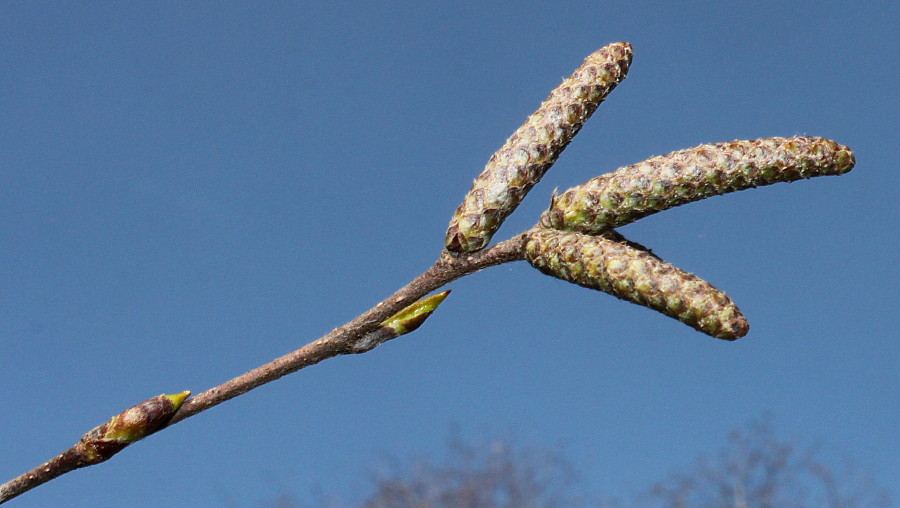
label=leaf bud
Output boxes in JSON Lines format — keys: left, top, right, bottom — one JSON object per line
{"left": 76, "top": 391, "right": 190, "bottom": 465}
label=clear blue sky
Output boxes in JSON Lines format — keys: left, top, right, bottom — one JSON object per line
{"left": 2, "top": 2, "right": 897, "bottom": 506}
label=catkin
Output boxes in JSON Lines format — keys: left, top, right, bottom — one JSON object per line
{"left": 524, "top": 228, "right": 748, "bottom": 340}
{"left": 541, "top": 136, "right": 854, "bottom": 235}
{"left": 445, "top": 42, "right": 633, "bottom": 253}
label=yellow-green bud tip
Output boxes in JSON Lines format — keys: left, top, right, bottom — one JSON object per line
{"left": 381, "top": 290, "right": 451, "bottom": 335}
{"left": 352, "top": 292, "right": 452, "bottom": 354}
{"left": 164, "top": 391, "right": 191, "bottom": 411}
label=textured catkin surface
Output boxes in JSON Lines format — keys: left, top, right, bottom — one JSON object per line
{"left": 525, "top": 228, "right": 749, "bottom": 340}
{"left": 541, "top": 136, "right": 855, "bottom": 235}
{"left": 445, "top": 42, "right": 633, "bottom": 253}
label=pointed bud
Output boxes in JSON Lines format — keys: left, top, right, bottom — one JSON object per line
{"left": 77, "top": 391, "right": 190, "bottom": 465}
{"left": 446, "top": 42, "right": 634, "bottom": 253}
{"left": 352, "top": 291, "right": 451, "bottom": 353}
{"left": 525, "top": 228, "right": 748, "bottom": 340}
{"left": 542, "top": 137, "right": 854, "bottom": 235}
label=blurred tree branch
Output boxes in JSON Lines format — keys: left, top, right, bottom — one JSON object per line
{"left": 284, "top": 422, "right": 890, "bottom": 508}
{"left": 648, "top": 420, "right": 892, "bottom": 508}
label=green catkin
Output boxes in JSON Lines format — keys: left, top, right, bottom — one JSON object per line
{"left": 525, "top": 228, "right": 749, "bottom": 340}
{"left": 445, "top": 42, "right": 633, "bottom": 253}
{"left": 541, "top": 137, "right": 855, "bottom": 235}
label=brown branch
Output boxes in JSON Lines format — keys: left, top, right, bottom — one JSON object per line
{"left": 0, "top": 234, "right": 529, "bottom": 504}
{"left": 169, "top": 232, "right": 529, "bottom": 424}
{"left": 0, "top": 393, "right": 189, "bottom": 504}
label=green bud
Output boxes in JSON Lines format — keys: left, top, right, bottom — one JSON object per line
{"left": 353, "top": 291, "right": 451, "bottom": 353}
{"left": 77, "top": 391, "right": 190, "bottom": 465}
{"left": 446, "top": 42, "right": 633, "bottom": 253}
{"left": 542, "top": 137, "right": 854, "bottom": 235}
{"left": 525, "top": 228, "right": 748, "bottom": 340}
{"left": 381, "top": 290, "right": 451, "bottom": 335}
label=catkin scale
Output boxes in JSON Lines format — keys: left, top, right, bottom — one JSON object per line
{"left": 541, "top": 137, "right": 854, "bottom": 235}
{"left": 525, "top": 228, "right": 748, "bottom": 340}
{"left": 445, "top": 42, "right": 633, "bottom": 253}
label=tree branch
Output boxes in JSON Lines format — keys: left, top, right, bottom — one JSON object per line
{"left": 168, "top": 232, "right": 529, "bottom": 424}
{"left": 2, "top": 38, "right": 856, "bottom": 504}
{"left": 0, "top": 233, "right": 529, "bottom": 504}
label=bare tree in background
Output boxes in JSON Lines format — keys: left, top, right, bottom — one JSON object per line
{"left": 647, "top": 420, "right": 892, "bottom": 508}
{"left": 280, "top": 422, "right": 891, "bottom": 508}
{"left": 272, "top": 433, "right": 602, "bottom": 508}
{"left": 362, "top": 442, "right": 574, "bottom": 508}
{"left": 334, "top": 435, "right": 594, "bottom": 508}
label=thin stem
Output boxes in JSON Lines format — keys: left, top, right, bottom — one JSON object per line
{"left": 0, "top": 234, "right": 529, "bottom": 504}
{"left": 0, "top": 450, "right": 82, "bottom": 505}
{"left": 169, "top": 233, "right": 527, "bottom": 423}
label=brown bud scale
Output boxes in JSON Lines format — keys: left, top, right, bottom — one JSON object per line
{"left": 76, "top": 393, "right": 187, "bottom": 465}
{"left": 445, "top": 42, "right": 633, "bottom": 253}
{"left": 541, "top": 137, "right": 854, "bottom": 234}
{"left": 525, "top": 228, "right": 748, "bottom": 340}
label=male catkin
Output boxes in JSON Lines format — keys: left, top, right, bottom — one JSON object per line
{"left": 445, "top": 42, "right": 633, "bottom": 253}
{"left": 541, "top": 137, "right": 854, "bottom": 235}
{"left": 525, "top": 228, "right": 749, "bottom": 340}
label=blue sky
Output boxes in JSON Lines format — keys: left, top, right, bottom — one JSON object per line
{"left": 2, "top": 2, "right": 897, "bottom": 506}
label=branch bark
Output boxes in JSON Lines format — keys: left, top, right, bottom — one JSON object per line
{"left": 169, "top": 232, "right": 528, "bottom": 424}
{"left": 0, "top": 234, "right": 529, "bottom": 504}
